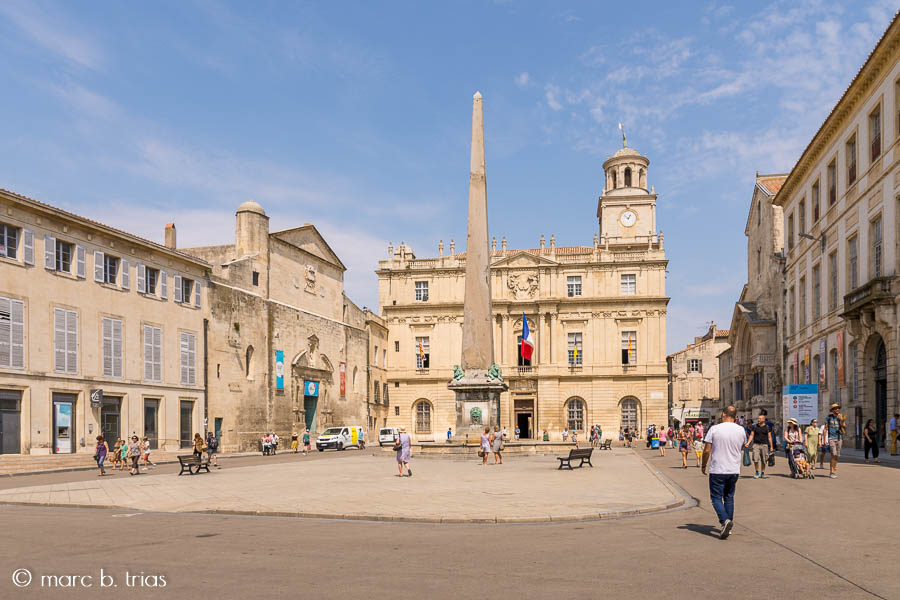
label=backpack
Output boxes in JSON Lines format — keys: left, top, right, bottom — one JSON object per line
{"left": 207, "top": 436, "right": 218, "bottom": 451}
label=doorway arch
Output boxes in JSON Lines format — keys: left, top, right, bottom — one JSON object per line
{"left": 619, "top": 396, "right": 641, "bottom": 434}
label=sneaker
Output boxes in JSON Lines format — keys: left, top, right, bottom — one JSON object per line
{"left": 720, "top": 519, "right": 734, "bottom": 540}
{"left": 829, "top": 473, "right": 837, "bottom": 479}
{"left": 753, "top": 472, "right": 760, "bottom": 479}
{"left": 407, "top": 468, "right": 412, "bottom": 477}
{"left": 760, "top": 473, "right": 768, "bottom": 479}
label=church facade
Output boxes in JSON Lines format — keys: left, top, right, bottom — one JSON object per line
{"left": 377, "top": 145, "right": 669, "bottom": 441}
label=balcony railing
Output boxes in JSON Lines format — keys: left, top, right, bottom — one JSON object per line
{"left": 842, "top": 276, "right": 893, "bottom": 316}
{"left": 516, "top": 366, "right": 534, "bottom": 375}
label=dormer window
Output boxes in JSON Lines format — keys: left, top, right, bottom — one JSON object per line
{"left": 624, "top": 168, "right": 632, "bottom": 187}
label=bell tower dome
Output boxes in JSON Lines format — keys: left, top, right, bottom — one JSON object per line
{"left": 597, "top": 142, "right": 657, "bottom": 243}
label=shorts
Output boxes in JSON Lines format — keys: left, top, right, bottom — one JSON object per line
{"left": 750, "top": 443, "right": 769, "bottom": 464}
{"left": 694, "top": 451, "right": 702, "bottom": 458}
{"left": 828, "top": 439, "right": 842, "bottom": 457}
{"left": 142, "top": 452, "right": 150, "bottom": 460}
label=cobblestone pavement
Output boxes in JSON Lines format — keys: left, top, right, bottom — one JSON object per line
{"left": 0, "top": 449, "right": 681, "bottom": 522}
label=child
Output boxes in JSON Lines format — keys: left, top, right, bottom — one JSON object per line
{"left": 562, "top": 429, "right": 569, "bottom": 442}
{"left": 693, "top": 437, "right": 704, "bottom": 467}
{"left": 119, "top": 439, "right": 129, "bottom": 471}
{"left": 792, "top": 446, "right": 810, "bottom": 477}
{"left": 141, "top": 437, "right": 156, "bottom": 469}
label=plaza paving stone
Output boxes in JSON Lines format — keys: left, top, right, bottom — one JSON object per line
{"left": 0, "top": 448, "right": 682, "bottom": 522}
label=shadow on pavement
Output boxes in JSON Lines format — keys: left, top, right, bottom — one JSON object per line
{"left": 677, "top": 523, "right": 719, "bottom": 538}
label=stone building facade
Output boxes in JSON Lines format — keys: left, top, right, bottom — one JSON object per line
{"left": 377, "top": 144, "right": 669, "bottom": 441}
{"left": 0, "top": 188, "right": 208, "bottom": 454}
{"left": 778, "top": 14, "right": 900, "bottom": 447}
{"left": 668, "top": 324, "right": 729, "bottom": 425}
{"left": 365, "top": 310, "right": 390, "bottom": 433}
{"left": 183, "top": 201, "right": 369, "bottom": 452}
{"left": 719, "top": 174, "right": 786, "bottom": 418}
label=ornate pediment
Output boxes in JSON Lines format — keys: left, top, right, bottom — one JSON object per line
{"left": 507, "top": 272, "right": 539, "bottom": 299}
{"left": 492, "top": 251, "right": 558, "bottom": 268}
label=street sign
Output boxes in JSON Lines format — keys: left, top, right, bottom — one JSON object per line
{"left": 90, "top": 389, "right": 103, "bottom": 408}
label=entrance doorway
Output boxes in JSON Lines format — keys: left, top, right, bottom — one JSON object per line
{"left": 304, "top": 396, "right": 318, "bottom": 432}
{"left": 514, "top": 399, "right": 534, "bottom": 439}
{"left": 144, "top": 399, "right": 159, "bottom": 449}
{"left": 52, "top": 393, "right": 77, "bottom": 454}
{"left": 214, "top": 417, "right": 223, "bottom": 448}
{"left": 100, "top": 398, "right": 121, "bottom": 447}
{"left": 875, "top": 340, "right": 887, "bottom": 447}
{"left": 620, "top": 397, "right": 640, "bottom": 434}
{"left": 0, "top": 390, "right": 21, "bottom": 454}
{"left": 180, "top": 401, "right": 194, "bottom": 449}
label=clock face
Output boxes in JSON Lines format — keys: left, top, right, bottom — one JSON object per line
{"left": 620, "top": 210, "right": 637, "bottom": 227}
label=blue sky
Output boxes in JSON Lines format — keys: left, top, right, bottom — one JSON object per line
{"left": 1, "top": 0, "right": 897, "bottom": 353}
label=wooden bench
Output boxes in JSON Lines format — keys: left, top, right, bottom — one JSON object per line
{"left": 557, "top": 447, "right": 594, "bottom": 470}
{"left": 177, "top": 454, "right": 211, "bottom": 476}
{"left": 600, "top": 439, "right": 612, "bottom": 450}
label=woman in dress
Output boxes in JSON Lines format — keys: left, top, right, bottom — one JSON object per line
{"left": 804, "top": 419, "right": 819, "bottom": 469}
{"left": 127, "top": 435, "right": 142, "bottom": 475}
{"left": 95, "top": 434, "right": 109, "bottom": 476}
{"left": 678, "top": 427, "right": 689, "bottom": 468}
{"left": 480, "top": 427, "right": 491, "bottom": 465}
{"left": 492, "top": 425, "right": 503, "bottom": 465}
{"left": 395, "top": 426, "right": 412, "bottom": 476}
{"left": 863, "top": 419, "right": 880, "bottom": 463}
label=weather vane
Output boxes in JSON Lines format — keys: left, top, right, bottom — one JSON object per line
{"left": 618, "top": 122, "right": 627, "bottom": 148}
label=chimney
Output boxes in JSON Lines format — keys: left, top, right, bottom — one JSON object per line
{"left": 164, "top": 223, "right": 176, "bottom": 249}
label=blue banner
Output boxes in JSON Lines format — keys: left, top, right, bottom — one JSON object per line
{"left": 304, "top": 380, "right": 319, "bottom": 397}
{"left": 275, "top": 350, "right": 284, "bottom": 390}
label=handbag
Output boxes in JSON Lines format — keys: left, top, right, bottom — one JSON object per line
{"left": 393, "top": 437, "right": 402, "bottom": 451}
{"left": 477, "top": 449, "right": 485, "bottom": 458}
{"left": 767, "top": 452, "right": 775, "bottom": 467}
{"left": 742, "top": 448, "right": 751, "bottom": 467}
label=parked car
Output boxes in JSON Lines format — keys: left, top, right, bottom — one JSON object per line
{"left": 378, "top": 427, "right": 399, "bottom": 446}
{"left": 315, "top": 426, "right": 364, "bottom": 451}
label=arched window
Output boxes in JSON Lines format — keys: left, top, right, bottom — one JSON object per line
{"left": 611, "top": 170, "right": 617, "bottom": 188}
{"left": 415, "top": 400, "right": 432, "bottom": 433}
{"left": 566, "top": 397, "right": 584, "bottom": 431}
{"left": 639, "top": 168, "right": 645, "bottom": 188}
{"left": 245, "top": 345, "right": 254, "bottom": 380}
{"left": 352, "top": 366, "right": 358, "bottom": 392}
{"left": 624, "top": 167, "right": 632, "bottom": 187}
{"left": 620, "top": 397, "right": 639, "bottom": 431}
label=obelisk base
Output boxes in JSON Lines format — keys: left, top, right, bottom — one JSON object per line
{"left": 448, "top": 371, "right": 508, "bottom": 437}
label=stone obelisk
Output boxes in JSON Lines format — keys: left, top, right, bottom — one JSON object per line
{"left": 449, "top": 91, "right": 508, "bottom": 435}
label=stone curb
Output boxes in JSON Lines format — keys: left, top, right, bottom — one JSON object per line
{"left": 0, "top": 497, "right": 686, "bottom": 524}
{"left": 0, "top": 452, "right": 262, "bottom": 478}
{"left": 629, "top": 448, "right": 700, "bottom": 512}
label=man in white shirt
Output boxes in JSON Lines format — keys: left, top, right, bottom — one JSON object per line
{"left": 701, "top": 405, "right": 747, "bottom": 540}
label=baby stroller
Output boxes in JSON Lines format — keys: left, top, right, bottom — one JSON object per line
{"left": 787, "top": 444, "right": 814, "bottom": 479}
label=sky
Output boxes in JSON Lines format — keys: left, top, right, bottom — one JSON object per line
{"left": 1, "top": 0, "right": 898, "bottom": 353}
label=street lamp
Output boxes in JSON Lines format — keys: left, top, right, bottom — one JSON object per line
{"left": 799, "top": 232, "right": 826, "bottom": 254}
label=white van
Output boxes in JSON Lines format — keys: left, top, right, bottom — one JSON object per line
{"left": 315, "top": 426, "right": 365, "bottom": 451}
{"left": 378, "top": 427, "right": 399, "bottom": 446}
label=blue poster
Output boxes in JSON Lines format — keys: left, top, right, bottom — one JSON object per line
{"left": 304, "top": 380, "right": 319, "bottom": 397}
{"left": 275, "top": 350, "right": 284, "bottom": 390}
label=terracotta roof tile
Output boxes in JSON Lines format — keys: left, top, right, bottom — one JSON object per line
{"left": 455, "top": 246, "right": 594, "bottom": 259}
{"left": 757, "top": 174, "right": 788, "bottom": 196}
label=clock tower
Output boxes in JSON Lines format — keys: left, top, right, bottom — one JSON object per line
{"left": 597, "top": 143, "right": 657, "bottom": 243}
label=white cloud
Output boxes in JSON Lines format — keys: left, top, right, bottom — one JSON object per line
{"left": 545, "top": 84, "right": 563, "bottom": 111}
{"left": 0, "top": 1, "right": 104, "bottom": 70}
{"left": 515, "top": 72, "right": 531, "bottom": 87}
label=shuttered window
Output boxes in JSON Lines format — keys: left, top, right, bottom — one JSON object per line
{"left": 75, "top": 245, "right": 85, "bottom": 278}
{"left": 22, "top": 229, "right": 34, "bottom": 265}
{"left": 0, "top": 223, "right": 19, "bottom": 260}
{"left": 121, "top": 259, "right": 130, "bottom": 289}
{"left": 0, "top": 296, "right": 25, "bottom": 369}
{"left": 53, "top": 308, "right": 77, "bottom": 374}
{"left": 143, "top": 325, "right": 162, "bottom": 382}
{"left": 102, "top": 317, "right": 123, "bottom": 378}
{"left": 159, "top": 270, "right": 168, "bottom": 299}
{"left": 180, "top": 332, "right": 196, "bottom": 386}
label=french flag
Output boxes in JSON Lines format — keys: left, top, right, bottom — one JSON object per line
{"left": 520, "top": 313, "right": 534, "bottom": 361}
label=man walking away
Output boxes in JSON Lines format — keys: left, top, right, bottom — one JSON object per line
{"left": 890, "top": 413, "right": 898, "bottom": 456}
{"left": 702, "top": 406, "right": 746, "bottom": 540}
{"left": 826, "top": 403, "right": 845, "bottom": 478}
{"left": 205, "top": 431, "right": 219, "bottom": 468}
{"left": 745, "top": 413, "right": 773, "bottom": 479}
